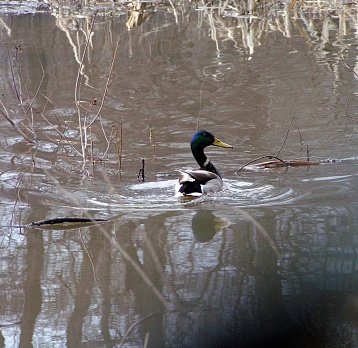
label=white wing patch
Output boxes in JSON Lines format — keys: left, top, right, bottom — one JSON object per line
{"left": 175, "top": 169, "right": 223, "bottom": 197}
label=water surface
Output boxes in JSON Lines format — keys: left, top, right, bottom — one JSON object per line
{"left": 0, "top": 3, "right": 358, "bottom": 347}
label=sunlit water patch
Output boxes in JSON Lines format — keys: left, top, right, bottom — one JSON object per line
{"left": 302, "top": 173, "right": 358, "bottom": 183}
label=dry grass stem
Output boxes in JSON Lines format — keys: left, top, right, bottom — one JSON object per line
{"left": 276, "top": 115, "right": 294, "bottom": 157}
{"left": 308, "top": 134, "right": 344, "bottom": 157}
{"left": 149, "top": 122, "right": 156, "bottom": 156}
{"left": 196, "top": 82, "right": 205, "bottom": 132}
{"left": 115, "top": 123, "right": 123, "bottom": 176}
{"left": 101, "top": 125, "right": 116, "bottom": 160}
{"left": 90, "top": 126, "right": 94, "bottom": 175}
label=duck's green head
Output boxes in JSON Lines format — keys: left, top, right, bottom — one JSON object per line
{"left": 190, "top": 130, "right": 232, "bottom": 168}
{"left": 191, "top": 130, "right": 232, "bottom": 151}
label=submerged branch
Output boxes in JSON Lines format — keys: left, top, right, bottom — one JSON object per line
{"left": 236, "top": 155, "right": 289, "bottom": 173}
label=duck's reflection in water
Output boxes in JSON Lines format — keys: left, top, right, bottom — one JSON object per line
{"left": 192, "top": 210, "right": 230, "bottom": 242}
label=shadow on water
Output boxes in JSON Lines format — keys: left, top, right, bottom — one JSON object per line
{"left": 0, "top": 0, "right": 358, "bottom": 347}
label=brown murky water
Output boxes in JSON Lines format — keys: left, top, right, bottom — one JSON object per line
{"left": 0, "top": 3, "right": 358, "bottom": 347}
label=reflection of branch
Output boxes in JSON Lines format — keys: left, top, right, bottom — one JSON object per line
{"left": 55, "top": 14, "right": 93, "bottom": 88}
{"left": 313, "top": 21, "right": 358, "bottom": 79}
{"left": 43, "top": 168, "right": 169, "bottom": 308}
{"left": 112, "top": 224, "right": 168, "bottom": 307}
{"left": 74, "top": 11, "right": 98, "bottom": 173}
{"left": 119, "top": 311, "right": 177, "bottom": 348}
{"left": 0, "top": 99, "right": 35, "bottom": 143}
{"left": 196, "top": 82, "right": 205, "bottom": 131}
{"left": 79, "top": 229, "right": 101, "bottom": 290}
{"left": 3, "top": 44, "right": 41, "bottom": 143}
{"left": 195, "top": 1, "right": 357, "bottom": 55}
{"left": 10, "top": 173, "right": 24, "bottom": 234}
{"left": 0, "top": 16, "right": 11, "bottom": 36}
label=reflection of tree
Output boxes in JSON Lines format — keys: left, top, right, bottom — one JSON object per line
{"left": 19, "top": 230, "right": 44, "bottom": 348}
{"left": 126, "top": 2, "right": 155, "bottom": 30}
{"left": 277, "top": 205, "right": 358, "bottom": 346}
{"left": 51, "top": 1, "right": 358, "bottom": 90}
{"left": 161, "top": 207, "right": 354, "bottom": 347}
{"left": 1, "top": 203, "right": 357, "bottom": 346}
{"left": 115, "top": 213, "right": 177, "bottom": 348}
{"left": 193, "top": 1, "right": 358, "bottom": 55}
{"left": 51, "top": 1, "right": 358, "bottom": 56}
{"left": 66, "top": 229, "right": 105, "bottom": 346}
{"left": 96, "top": 234, "right": 112, "bottom": 345}
{"left": 238, "top": 211, "right": 316, "bottom": 347}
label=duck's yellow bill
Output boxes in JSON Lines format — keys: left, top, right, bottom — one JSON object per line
{"left": 213, "top": 137, "right": 233, "bottom": 148}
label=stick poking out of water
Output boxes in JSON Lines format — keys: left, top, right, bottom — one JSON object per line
{"left": 138, "top": 158, "right": 145, "bottom": 182}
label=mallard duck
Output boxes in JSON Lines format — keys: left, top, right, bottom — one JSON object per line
{"left": 175, "top": 130, "right": 233, "bottom": 197}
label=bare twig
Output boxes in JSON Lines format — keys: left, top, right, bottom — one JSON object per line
{"left": 6, "top": 44, "right": 21, "bottom": 102}
{"left": 101, "top": 124, "right": 116, "bottom": 160}
{"left": 90, "top": 126, "right": 94, "bottom": 175}
{"left": 115, "top": 123, "right": 123, "bottom": 175}
{"left": 297, "top": 126, "right": 304, "bottom": 148}
{"left": 24, "top": 44, "right": 45, "bottom": 136}
{"left": 306, "top": 144, "right": 309, "bottom": 161}
{"left": 138, "top": 158, "right": 145, "bottom": 182}
{"left": 86, "top": 35, "right": 121, "bottom": 129}
{"left": 276, "top": 115, "right": 294, "bottom": 157}
{"left": 308, "top": 134, "right": 343, "bottom": 157}
{"left": 22, "top": 102, "right": 83, "bottom": 155}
